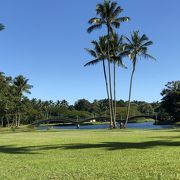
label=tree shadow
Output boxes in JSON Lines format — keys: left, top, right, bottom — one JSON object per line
{"left": 59, "top": 141, "right": 180, "bottom": 151}
{"left": 150, "top": 136, "right": 180, "bottom": 139}
{"left": 0, "top": 145, "right": 38, "bottom": 154}
{"left": 1, "top": 140, "right": 180, "bottom": 155}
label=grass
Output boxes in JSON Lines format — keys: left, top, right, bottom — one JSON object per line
{"left": 0, "top": 127, "right": 180, "bottom": 180}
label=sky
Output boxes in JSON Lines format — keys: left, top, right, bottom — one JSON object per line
{"left": 0, "top": 0, "right": 179, "bottom": 105}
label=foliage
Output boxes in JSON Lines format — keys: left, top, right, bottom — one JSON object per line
{"left": 159, "top": 81, "right": 180, "bottom": 122}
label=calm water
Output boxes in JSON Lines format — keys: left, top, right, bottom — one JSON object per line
{"left": 37, "top": 122, "right": 174, "bottom": 130}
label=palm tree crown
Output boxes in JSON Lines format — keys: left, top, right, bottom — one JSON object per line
{"left": 87, "top": 0, "right": 130, "bottom": 33}
{"left": 124, "top": 31, "right": 156, "bottom": 66}
{"left": 13, "top": 75, "right": 33, "bottom": 97}
{"left": 84, "top": 36, "right": 108, "bottom": 67}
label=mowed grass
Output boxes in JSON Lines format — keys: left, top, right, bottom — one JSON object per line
{"left": 0, "top": 128, "right": 180, "bottom": 180}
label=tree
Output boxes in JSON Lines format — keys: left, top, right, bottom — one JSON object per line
{"left": 160, "top": 81, "right": 180, "bottom": 121}
{"left": 109, "top": 34, "right": 127, "bottom": 125}
{"left": 85, "top": 36, "right": 111, "bottom": 122}
{"left": 124, "top": 31, "right": 155, "bottom": 128}
{"left": 138, "top": 103, "right": 154, "bottom": 115}
{"left": 13, "top": 75, "right": 33, "bottom": 126}
{"left": 87, "top": 0, "right": 130, "bottom": 128}
{"left": 74, "top": 99, "right": 92, "bottom": 112}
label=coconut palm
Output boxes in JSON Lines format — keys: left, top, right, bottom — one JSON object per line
{"left": 87, "top": 0, "right": 130, "bottom": 128}
{"left": 124, "top": 31, "right": 156, "bottom": 128}
{"left": 13, "top": 75, "right": 33, "bottom": 126}
{"left": 109, "top": 34, "right": 128, "bottom": 126}
{"left": 85, "top": 34, "right": 127, "bottom": 128}
{"left": 84, "top": 36, "right": 113, "bottom": 127}
{"left": 13, "top": 75, "right": 32, "bottom": 97}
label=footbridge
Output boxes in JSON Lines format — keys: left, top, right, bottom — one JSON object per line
{"left": 32, "top": 115, "right": 158, "bottom": 126}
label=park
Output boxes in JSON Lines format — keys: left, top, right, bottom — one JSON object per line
{"left": 0, "top": 0, "right": 180, "bottom": 179}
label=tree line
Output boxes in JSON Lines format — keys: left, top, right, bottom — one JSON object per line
{"left": 0, "top": 71, "right": 179, "bottom": 127}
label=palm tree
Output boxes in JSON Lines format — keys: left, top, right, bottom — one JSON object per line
{"left": 124, "top": 31, "right": 156, "bottom": 128}
{"left": 109, "top": 34, "right": 128, "bottom": 126}
{"left": 13, "top": 75, "right": 33, "bottom": 126}
{"left": 85, "top": 34, "right": 127, "bottom": 128}
{"left": 85, "top": 36, "right": 113, "bottom": 127}
{"left": 87, "top": 0, "right": 130, "bottom": 128}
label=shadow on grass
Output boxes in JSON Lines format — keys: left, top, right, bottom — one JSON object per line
{"left": 1, "top": 140, "right": 180, "bottom": 154}
{"left": 0, "top": 145, "right": 38, "bottom": 154}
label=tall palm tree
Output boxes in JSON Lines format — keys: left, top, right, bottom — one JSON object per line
{"left": 109, "top": 34, "right": 128, "bottom": 126}
{"left": 124, "top": 31, "right": 156, "bottom": 128}
{"left": 85, "top": 36, "right": 113, "bottom": 127}
{"left": 85, "top": 34, "right": 127, "bottom": 128}
{"left": 87, "top": 0, "right": 130, "bottom": 128}
{"left": 13, "top": 75, "right": 33, "bottom": 126}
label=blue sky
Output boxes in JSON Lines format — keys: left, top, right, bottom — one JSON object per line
{"left": 0, "top": 0, "right": 179, "bottom": 104}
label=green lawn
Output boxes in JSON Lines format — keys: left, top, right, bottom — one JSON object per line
{"left": 0, "top": 127, "right": 180, "bottom": 180}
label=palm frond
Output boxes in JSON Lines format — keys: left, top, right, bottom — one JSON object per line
{"left": 139, "top": 34, "right": 148, "bottom": 43}
{"left": 88, "top": 17, "right": 102, "bottom": 24}
{"left": 112, "top": 6, "right": 123, "bottom": 18}
{"left": 141, "top": 41, "right": 153, "bottom": 48}
{"left": 124, "top": 36, "right": 133, "bottom": 46}
{"left": 85, "top": 48, "right": 97, "bottom": 58}
{"left": 84, "top": 59, "right": 102, "bottom": 67}
{"left": 110, "top": 2, "right": 117, "bottom": 15}
{"left": 141, "top": 53, "right": 156, "bottom": 60}
{"left": 0, "top": 24, "right": 5, "bottom": 31}
{"left": 116, "top": 16, "right": 130, "bottom": 23}
{"left": 87, "top": 24, "right": 102, "bottom": 33}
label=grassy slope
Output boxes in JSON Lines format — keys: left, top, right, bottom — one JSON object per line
{"left": 0, "top": 128, "right": 180, "bottom": 180}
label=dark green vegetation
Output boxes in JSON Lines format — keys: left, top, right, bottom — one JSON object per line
{"left": 0, "top": 70, "right": 179, "bottom": 127}
{"left": 0, "top": 128, "right": 180, "bottom": 179}
{"left": 85, "top": 0, "right": 155, "bottom": 128}
{"left": 159, "top": 81, "right": 180, "bottom": 122}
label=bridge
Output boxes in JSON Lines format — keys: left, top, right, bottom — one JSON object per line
{"left": 32, "top": 115, "right": 158, "bottom": 126}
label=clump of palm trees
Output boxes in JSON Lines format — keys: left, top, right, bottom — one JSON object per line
{"left": 85, "top": 0, "right": 155, "bottom": 129}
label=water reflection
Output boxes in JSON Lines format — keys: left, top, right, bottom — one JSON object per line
{"left": 37, "top": 122, "right": 174, "bottom": 130}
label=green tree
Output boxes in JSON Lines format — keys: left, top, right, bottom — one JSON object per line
{"left": 87, "top": 0, "right": 130, "bottom": 128}
{"left": 109, "top": 34, "right": 127, "bottom": 125}
{"left": 138, "top": 103, "right": 154, "bottom": 115}
{"left": 74, "top": 99, "right": 92, "bottom": 112}
{"left": 160, "top": 81, "right": 180, "bottom": 121}
{"left": 13, "top": 75, "right": 33, "bottom": 126}
{"left": 85, "top": 36, "right": 112, "bottom": 125}
{"left": 124, "top": 31, "right": 155, "bottom": 128}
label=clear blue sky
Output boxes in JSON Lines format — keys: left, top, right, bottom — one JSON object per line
{"left": 0, "top": 0, "right": 179, "bottom": 104}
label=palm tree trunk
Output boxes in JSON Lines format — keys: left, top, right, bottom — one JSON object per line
{"left": 18, "top": 113, "right": 21, "bottom": 127}
{"left": 15, "top": 113, "right": 18, "bottom": 127}
{"left": 107, "top": 25, "right": 115, "bottom": 128}
{"left": 113, "top": 61, "right": 117, "bottom": 128}
{"left": 102, "top": 60, "right": 113, "bottom": 128}
{"left": 124, "top": 64, "right": 136, "bottom": 128}
{"left": 1, "top": 117, "right": 4, "bottom": 127}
